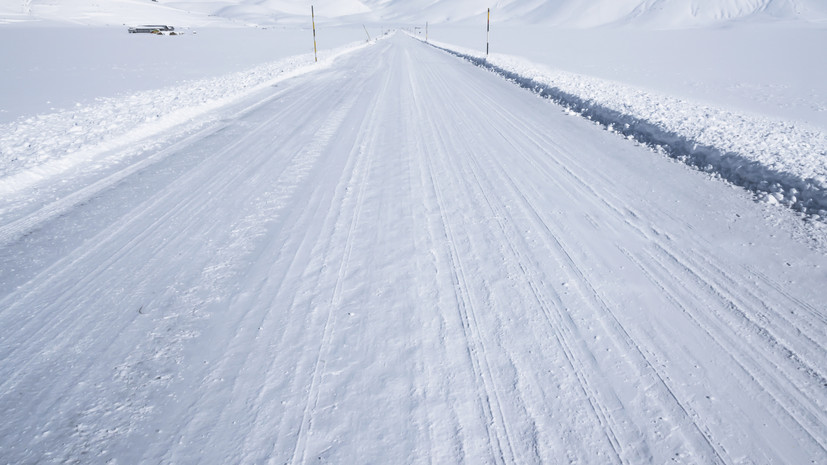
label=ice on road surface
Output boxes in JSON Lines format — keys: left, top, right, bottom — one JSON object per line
{"left": 1, "top": 34, "right": 825, "bottom": 464}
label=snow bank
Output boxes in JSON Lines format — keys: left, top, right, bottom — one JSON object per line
{"left": 0, "top": 39, "right": 370, "bottom": 195}
{"left": 427, "top": 40, "right": 827, "bottom": 215}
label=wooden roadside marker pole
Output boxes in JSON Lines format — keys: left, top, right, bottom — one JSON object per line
{"left": 486, "top": 8, "right": 490, "bottom": 58}
{"left": 426, "top": 21, "right": 428, "bottom": 43}
{"left": 311, "top": 6, "right": 318, "bottom": 62}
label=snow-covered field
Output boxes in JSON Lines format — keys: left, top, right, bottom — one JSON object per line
{"left": 0, "top": 26, "right": 372, "bottom": 194}
{"left": 0, "top": 26, "right": 370, "bottom": 124}
{"left": 1, "top": 1, "right": 826, "bottom": 464}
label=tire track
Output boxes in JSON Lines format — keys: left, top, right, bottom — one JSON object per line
{"left": 288, "top": 136, "right": 373, "bottom": 465}
{"left": 619, "top": 244, "right": 827, "bottom": 463}
{"left": 625, "top": 243, "right": 827, "bottom": 455}
{"left": 407, "top": 58, "right": 520, "bottom": 465}
{"left": 482, "top": 129, "right": 729, "bottom": 465}
{"left": 402, "top": 48, "right": 440, "bottom": 465}
{"left": 415, "top": 49, "right": 650, "bottom": 464}
{"left": 154, "top": 79, "right": 368, "bottom": 465}
{"left": 420, "top": 148, "right": 517, "bottom": 465}
{"left": 453, "top": 146, "right": 634, "bottom": 464}
{"left": 0, "top": 83, "right": 335, "bottom": 388}
{"left": 431, "top": 55, "right": 731, "bottom": 463}
{"left": 452, "top": 55, "right": 825, "bottom": 460}
{"left": 288, "top": 55, "right": 392, "bottom": 465}
{"left": 495, "top": 101, "right": 827, "bottom": 453}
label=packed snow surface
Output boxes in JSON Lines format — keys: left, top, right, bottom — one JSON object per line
{"left": 2, "top": 1, "right": 827, "bottom": 463}
{"left": 1, "top": 34, "right": 826, "bottom": 464}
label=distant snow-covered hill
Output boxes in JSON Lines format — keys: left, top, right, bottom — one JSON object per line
{"left": 367, "top": 0, "right": 827, "bottom": 27}
{"left": 523, "top": 0, "right": 827, "bottom": 28}
{"left": 164, "top": 0, "right": 371, "bottom": 24}
{"left": 0, "top": 0, "right": 221, "bottom": 26}
{"left": 3, "top": 0, "right": 827, "bottom": 27}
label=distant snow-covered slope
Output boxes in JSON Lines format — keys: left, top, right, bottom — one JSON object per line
{"left": 0, "top": 0, "right": 373, "bottom": 26}
{"left": 165, "top": 0, "right": 372, "bottom": 25}
{"left": 367, "top": 0, "right": 827, "bottom": 26}
{"left": 3, "top": 0, "right": 827, "bottom": 28}
{"left": 9, "top": 0, "right": 224, "bottom": 26}
{"left": 553, "top": 0, "right": 827, "bottom": 28}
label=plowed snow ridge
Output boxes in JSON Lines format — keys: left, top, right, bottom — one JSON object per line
{"left": 428, "top": 38, "right": 827, "bottom": 216}
{"left": 0, "top": 39, "right": 370, "bottom": 194}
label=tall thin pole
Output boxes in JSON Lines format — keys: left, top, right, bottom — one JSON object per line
{"left": 486, "top": 8, "right": 490, "bottom": 58}
{"left": 363, "top": 24, "right": 371, "bottom": 42}
{"left": 311, "top": 6, "right": 318, "bottom": 62}
{"left": 426, "top": 21, "right": 428, "bottom": 43}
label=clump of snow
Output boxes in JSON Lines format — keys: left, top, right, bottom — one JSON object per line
{"left": 426, "top": 39, "right": 827, "bottom": 215}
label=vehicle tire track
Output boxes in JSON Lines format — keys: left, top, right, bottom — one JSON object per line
{"left": 451, "top": 56, "right": 826, "bottom": 460}
{"left": 491, "top": 97, "right": 827, "bottom": 453}
{"left": 152, "top": 78, "right": 369, "bottom": 465}
{"left": 433, "top": 60, "right": 732, "bottom": 463}
{"left": 420, "top": 148, "right": 517, "bottom": 465}
{"left": 625, "top": 243, "right": 827, "bottom": 454}
{"left": 288, "top": 56, "right": 392, "bottom": 465}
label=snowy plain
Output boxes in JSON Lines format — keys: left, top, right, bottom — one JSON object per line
{"left": 0, "top": 25, "right": 371, "bottom": 124}
{"left": 1, "top": 1, "right": 827, "bottom": 464}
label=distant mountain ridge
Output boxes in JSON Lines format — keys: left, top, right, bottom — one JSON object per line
{"left": 5, "top": 0, "right": 827, "bottom": 27}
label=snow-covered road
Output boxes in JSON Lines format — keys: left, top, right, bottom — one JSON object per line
{"left": 1, "top": 34, "right": 825, "bottom": 464}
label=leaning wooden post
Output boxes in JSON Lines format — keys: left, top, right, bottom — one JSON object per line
{"left": 311, "top": 6, "right": 318, "bottom": 62}
{"left": 426, "top": 21, "right": 428, "bottom": 43}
